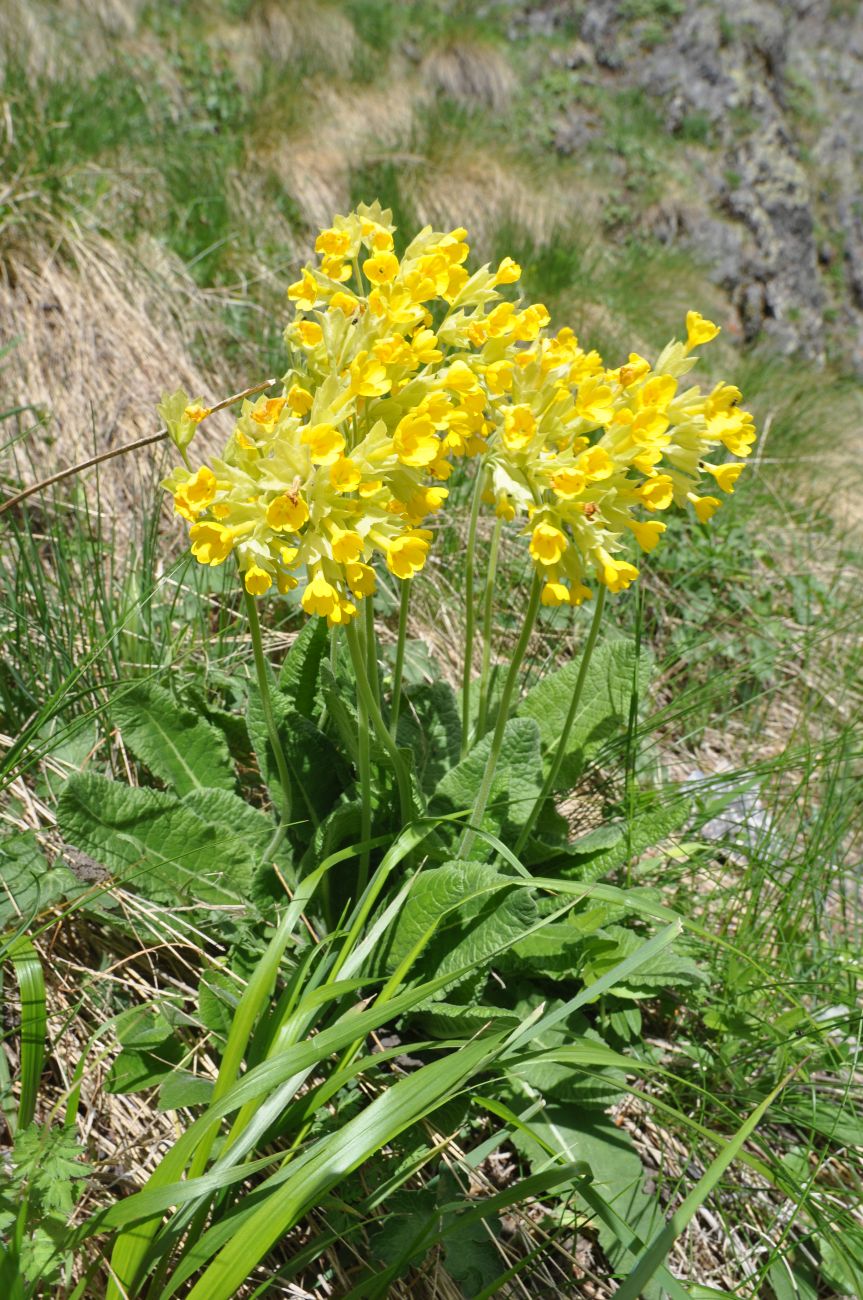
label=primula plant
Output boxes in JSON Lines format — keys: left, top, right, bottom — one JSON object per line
{"left": 7, "top": 205, "right": 769, "bottom": 1297}
{"left": 159, "top": 200, "right": 753, "bottom": 871}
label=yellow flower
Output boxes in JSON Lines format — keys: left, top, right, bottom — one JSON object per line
{"left": 386, "top": 530, "right": 432, "bottom": 578}
{"left": 350, "top": 350, "right": 391, "bottom": 397}
{"left": 301, "top": 423, "right": 346, "bottom": 465}
{"left": 639, "top": 475, "right": 675, "bottom": 511}
{"left": 530, "top": 523, "right": 567, "bottom": 566}
{"left": 244, "top": 564, "right": 272, "bottom": 596}
{"left": 287, "top": 270, "right": 319, "bottom": 311}
{"left": 173, "top": 466, "right": 217, "bottom": 521}
{"left": 595, "top": 547, "right": 639, "bottom": 592}
{"left": 685, "top": 310, "right": 721, "bottom": 349}
{"left": 363, "top": 251, "right": 400, "bottom": 285}
{"left": 266, "top": 493, "right": 310, "bottom": 531}
{"left": 393, "top": 413, "right": 439, "bottom": 467}
{"left": 502, "top": 405, "right": 537, "bottom": 451}
{"left": 552, "top": 469, "right": 587, "bottom": 499}
{"left": 189, "top": 521, "right": 235, "bottom": 566}
{"left": 688, "top": 492, "right": 722, "bottom": 523}
{"left": 346, "top": 561, "right": 377, "bottom": 597}
{"left": 541, "top": 581, "right": 570, "bottom": 607}
{"left": 494, "top": 256, "right": 522, "bottom": 285}
{"left": 297, "top": 321, "right": 323, "bottom": 347}
{"left": 330, "top": 456, "right": 362, "bottom": 493}
{"left": 706, "top": 461, "right": 745, "bottom": 493}
{"left": 330, "top": 527, "right": 363, "bottom": 564}
{"left": 287, "top": 383, "right": 313, "bottom": 415}
{"left": 629, "top": 519, "right": 667, "bottom": 552}
{"left": 302, "top": 573, "right": 340, "bottom": 618}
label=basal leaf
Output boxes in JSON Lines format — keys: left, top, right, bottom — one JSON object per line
{"left": 431, "top": 718, "right": 543, "bottom": 846}
{"left": 112, "top": 682, "right": 235, "bottom": 796}
{"left": 278, "top": 618, "right": 328, "bottom": 717}
{"left": 0, "top": 833, "right": 78, "bottom": 931}
{"left": 518, "top": 638, "right": 650, "bottom": 788}
{"left": 57, "top": 773, "right": 255, "bottom": 906}
{"left": 396, "top": 681, "right": 462, "bottom": 795}
{"left": 385, "top": 859, "right": 537, "bottom": 999}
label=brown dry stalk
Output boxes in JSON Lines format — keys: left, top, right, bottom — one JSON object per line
{"left": 0, "top": 377, "right": 276, "bottom": 516}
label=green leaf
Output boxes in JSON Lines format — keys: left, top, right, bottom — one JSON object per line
{"left": 11, "top": 1124, "right": 90, "bottom": 1216}
{"left": 278, "top": 618, "right": 328, "bottom": 717}
{"left": 509, "top": 1103, "right": 665, "bottom": 1299}
{"left": 57, "top": 773, "right": 255, "bottom": 905}
{"left": 580, "top": 924, "right": 705, "bottom": 999}
{"left": 106, "top": 1043, "right": 185, "bottom": 1094}
{"left": 532, "top": 794, "right": 691, "bottom": 881}
{"left": 0, "top": 833, "right": 78, "bottom": 931}
{"left": 518, "top": 638, "right": 649, "bottom": 787}
{"left": 417, "top": 1002, "right": 521, "bottom": 1038}
{"left": 385, "top": 860, "right": 537, "bottom": 998}
{"left": 396, "top": 681, "right": 462, "bottom": 795}
{"left": 431, "top": 718, "right": 543, "bottom": 843}
{"left": 112, "top": 682, "right": 235, "bottom": 796}
{"left": 247, "top": 677, "right": 347, "bottom": 828}
{"left": 158, "top": 1073, "right": 215, "bottom": 1112}
{"left": 182, "top": 788, "right": 288, "bottom": 902}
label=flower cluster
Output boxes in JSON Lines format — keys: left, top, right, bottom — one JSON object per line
{"left": 161, "top": 203, "right": 755, "bottom": 622}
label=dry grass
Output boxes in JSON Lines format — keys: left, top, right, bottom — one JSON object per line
{"left": 0, "top": 231, "right": 237, "bottom": 508}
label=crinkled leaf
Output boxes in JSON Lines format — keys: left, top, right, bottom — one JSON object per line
{"left": 278, "top": 618, "right": 328, "bottom": 717}
{"left": 182, "top": 788, "right": 289, "bottom": 903}
{"left": 57, "top": 773, "right": 255, "bottom": 905}
{"left": 431, "top": 718, "right": 543, "bottom": 846}
{"left": 385, "top": 859, "right": 537, "bottom": 1000}
{"left": 0, "top": 832, "right": 78, "bottom": 930}
{"left": 531, "top": 794, "right": 691, "bottom": 882}
{"left": 518, "top": 638, "right": 650, "bottom": 787}
{"left": 112, "top": 682, "right": 235, "bottom": 796}
{"left": 580, "top": 924, "right": 705, "bottom": 999}
{"left": 247, "top": 679, "right": 347, "bottom": 831}
{"left": 396, "top": 681, "right": 462, "bottom": 795}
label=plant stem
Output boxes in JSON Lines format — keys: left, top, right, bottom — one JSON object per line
{"left": 475, "top": 515, "right": 503, "bottom": 743}
{"left": 390, "top": 578, "right": 410, "bottom": 739}
{"left": 356, "top": 664, "right": 372, "bottom": 896}
{"left": 458, "top": 572, "right": 543, "bottom": 859}
{"left": 244, "top": 590, "right": 293, "bottom": 863}
{"left": 460, "top": 466, "right": 486, "bottom": 757}
{"left": 514, "top": 585, "right": 607, "bottom": 856}
{"left": 364, "top": 588, "right": 381, "bottom": 704}
{"left": 345, "top": 620, "right": 413, "bottom": 828}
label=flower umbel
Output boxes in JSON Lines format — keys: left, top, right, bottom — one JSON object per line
{"left": 163, "top": 203, "right": 754, "bottom": 618}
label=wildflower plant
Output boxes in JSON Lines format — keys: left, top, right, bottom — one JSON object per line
{"left": 160, "top": 202, "right": 755, "bottom": 862}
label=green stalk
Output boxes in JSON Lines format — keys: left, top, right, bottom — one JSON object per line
{"left": 458, "top": 572, "right": 543, "bottom": 859}
{"left": 389, "top": 579, "right": 410, "bottom": 739}
{"left": 460, "top": 465, "right": 486, "bottom": 756}
{"left": 356, "top": 654, "right": 372, "bottom": 896}
{"left": 514, "top": 585, "right": 607, "bottom": 856}
{"left": 475, "top": 515, "right": 503, "bottom": 743}
{"left": 363, "top": 587, "right": 381, "bottom": 704}
{"left": 345, "top": 620, "right": 413, "bottom": 828}
{"left": 244, "top": 591, "right": 293, "bottom": 863}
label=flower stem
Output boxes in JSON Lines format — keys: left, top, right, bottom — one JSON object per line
{"left": 514, "top": 585, "right": 607, "bottom": 857}
{"left": 356, "top": 662, "right": 372, "bottom": 896}
{"left": 475, "top": 515, "right": 503, "bottom": 743}
{"left": 364, "top": 589, "right": 381, "bottom": 704}
{"left": 244, "top": 590, "right": 293, "bottom": 863}
{"left": 346, "top": 619, "right": 413, "bottom": 829}
{"left": 389, "top": 578, "right": 410, "bottom": 739}
{"left": 458, "top": 571, "right": 543, "bottom": 859}
{"left": 460, "top": 466, "right": 486, "bottom": 757}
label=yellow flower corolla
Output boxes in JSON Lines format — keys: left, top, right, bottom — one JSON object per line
{"left": 164, "top": 204, "right": 754, "bottom": 612}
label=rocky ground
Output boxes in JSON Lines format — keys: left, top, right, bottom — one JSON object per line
{"left": 512, "top": 0, "right": 863, "bottom": 371}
